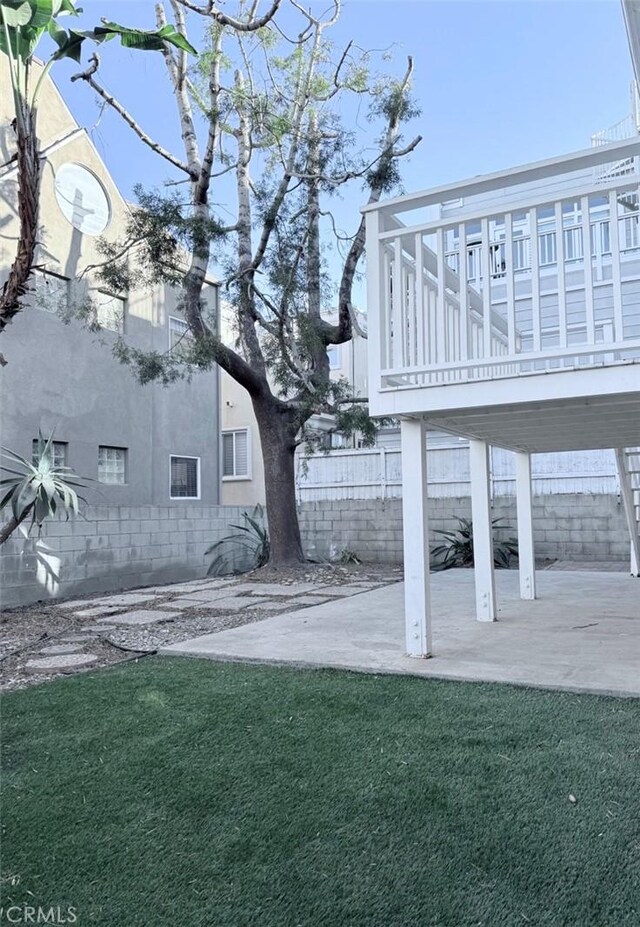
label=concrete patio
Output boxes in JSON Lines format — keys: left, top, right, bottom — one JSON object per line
{"left": 163, "top": 570, "right": 640, "bottom": 697}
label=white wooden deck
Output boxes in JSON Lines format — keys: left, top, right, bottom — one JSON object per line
{"left": 364, "top": 139, "right": 640, "bottom": 652}
{"left": 365, "top": 138, "right": 640, "bottom": 437}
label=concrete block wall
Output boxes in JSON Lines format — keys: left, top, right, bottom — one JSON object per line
{"left": 298, "top": 493, "right": 630, "bottom": 565}
{"left": 1, "top": 494, "right": 630, "bottom": 609}
{"left": 0, "top": 504, "right": 256, "bottom": 609}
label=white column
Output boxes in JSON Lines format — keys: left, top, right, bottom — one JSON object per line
{"left": 469, "top": 439, "right": 497, "bottom": 621}
{"left": 401, "top": 417, "right": 432, "bottom": 657}
{"left": 515, "top": 451, "right": 537, "bottom": 599}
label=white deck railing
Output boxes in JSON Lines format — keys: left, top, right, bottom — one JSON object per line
{"left": 364, "top": 138, "right": 640, "bottom": 393}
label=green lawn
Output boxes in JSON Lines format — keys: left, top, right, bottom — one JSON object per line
{"left": 2, "top": 658, "right": 639, "bottom": 927}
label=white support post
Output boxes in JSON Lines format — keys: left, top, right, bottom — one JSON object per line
{"left": 469, "top": 439, "right": 497, "bottom": 621}
{"left": 515, "top": 451, "right": 537, "bottom": 600}
{"left": 401, "top": 417, "right": 432, "bottom": 657}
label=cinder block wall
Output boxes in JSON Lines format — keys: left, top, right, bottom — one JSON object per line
{"left": 298, "top": 494, "right": 630, "bottom": 565}
{"left": 2, "top": 494, "right": 630, "bottom": 609}
{"left": 0, "top": 505, "right": 255, "bottom": 609}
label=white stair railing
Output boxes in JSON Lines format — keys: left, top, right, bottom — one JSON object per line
{"left": 615, "top": 447, "right": 640, "bottom": 576}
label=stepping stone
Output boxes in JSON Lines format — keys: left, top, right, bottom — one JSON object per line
{"left": 140, "top": 579, "right": 235, "bottom": 595}
{"left": 286, "top": 595, "right": 331, "bottom": 607}
{"left": 39, "top": 643, "right": 84, "bottom": 656}
{"left": 75, "top": 606, "right": 126, "bottom": 618}
{"left": 231, "top": 582, "right": 322, "bottom": 597}
{"left": 25, "top": 653, "right": 98, "bottom": 674}
{"left": 97, "top": 610, "right": 179, "bottom": 626}
{"left": 89, "top": 593, "right": 159, "bottom": 608}
{"left": 173, "top": 595, "right": 253, "bottom": 612}
{"left": 160, "top": 598, "right": 211, "bottom": 610}
{"left": 307, "top": 585, "right": 370, "bottom": 597}
{"left": 59, "top": 633, "right": 95, "bottom": 643}
{"left": 251, "top": 601, "right": 292, "bottom": 612}
{"left": 56, "top": 599, "right": 96, "bottom": 610}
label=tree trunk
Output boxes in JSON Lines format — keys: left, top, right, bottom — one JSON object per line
{"left": 253, "top": 397, "right": 305, "bottom": 569}
{"left": 0, "top": 96, "right": 41, "bottom": 349}
{"left": 0, "top": 506, "right": 31, "bottom": 546}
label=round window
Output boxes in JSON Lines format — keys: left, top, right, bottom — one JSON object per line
{"left": 54, "top": 163, "right": 111, "bottom": 236}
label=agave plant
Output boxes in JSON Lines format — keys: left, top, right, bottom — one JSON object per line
{"left": 0, "top": 431, "right": 86, "bottom": 544}
{"left": 430, "top": 517, "right": 519, "bottom": 571}
{"left": 205, "top": 505, "right": 270, "bottom": 576}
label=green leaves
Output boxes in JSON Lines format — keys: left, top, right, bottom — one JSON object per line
{"left": 430, "top": 518, "right": 519, "bottom": 572}
{"left": 0, "top": 430, "right": 86, "bottom": 540}
{"left": 205, "top": 506, "right": 270, "bottom": 576}
{"left": 0, "top": 1, "right": 197, "bottom": 68}
{"left": 89, "top": 21, "right": 197, "bottom": 55}
{"left": 1, "top": 2, "right": 33, "bottom": 28}
{"left": 0, "top": 0, "right": 80, "bottom": 63}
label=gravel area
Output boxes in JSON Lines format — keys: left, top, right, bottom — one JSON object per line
{"left": 1, "top": 563, "right": 401, "bottom": 692}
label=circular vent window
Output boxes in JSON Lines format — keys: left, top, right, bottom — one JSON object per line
{"left": 54, "top": 163, "right": 111, "bottom": 236}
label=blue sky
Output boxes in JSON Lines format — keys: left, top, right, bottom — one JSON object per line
{"left": 55, "top": 1, "right": 634, "bottom": 188}
{"left": 49, "top": 0, "right": 634, "bottom": 287}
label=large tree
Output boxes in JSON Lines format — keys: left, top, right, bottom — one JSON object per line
{"left": 0, "top": 0, "right": 195, "bottom": 362}
{"left": 73, "top": 0, "right": 421, "bottom": 568}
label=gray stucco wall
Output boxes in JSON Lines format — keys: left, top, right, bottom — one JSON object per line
{"left": 0, "top": 295, "right": 220, "bottom": 508}
{"left": 299, "top": 494, "right": 631, "bottom": 564}
{"left": 0, "top": 504, "right": 254, "bottom": 608}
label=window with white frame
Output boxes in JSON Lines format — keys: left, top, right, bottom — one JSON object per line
{"left": 327, "top": 344, "right": 341, "bottom": 370}
{"left": 621, "top": 215, "right": 639, "bottom": 251}
{"left": 169, "top": 316, "right": 192, "bottom": 351}
{"left": 32, "top": 439, "right": 68, "bottom": 469}
{"left": 170, "top": 455, "right": 200, "bottom": 498}
{"left": 512, "top": 237, "right": 527, "bottom": 271}
{"left": 222, "top": 429, "right": 249, "bottom": 479}
{"left": 33, "top": 270, "right": 69, "bottom": 315}
{"left": 563, "top": 227, "right": 583, "bottom": 262}
{"left": 96, "top": 293, "right": 125, "bottom": 333}
{"left": 98, "top": 446, "right": 127, "bottom": 484}
{"left": 538, "top": 232, "right": 556, "bottom": 266}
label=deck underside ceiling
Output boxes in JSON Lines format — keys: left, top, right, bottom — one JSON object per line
{"left": 425, "top": 391, "right": 640, "bottom": 453}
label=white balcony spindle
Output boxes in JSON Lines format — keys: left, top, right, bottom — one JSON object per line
{"left": 458, "top": 223, "right": 469, "bottom": 363}
{"left": 407, "top": 263, "right": 416, "bottom": 371}
{"left": 415, "top": 233, "right": 425, "bottom": 371}
{"left": 530, "top": 206, "right": 541, "bottom": 353}
{"left": 382, "top": 246, "right": 391, "bottom": 368}
{"left": 505, "top": 212, "right": 516, "bottom": 354}
{"left": 608, "top": 190, "right": 624, "bottom": 341}
{"left": 481, "top": 218, "right": 491, "bottom": 359}
{"left": 436, "top": 228, "right": 447, "bottom": 376}
{"left": 393, "top": 238, "right": 403, "bottom": 368}
{"left": 554, "top": 201, "right": 568, "bottom": 349}
{"left": 581, "top": 195, "right": 595, "bottom": 345}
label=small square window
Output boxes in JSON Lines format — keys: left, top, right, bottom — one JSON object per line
{"left": 169, "top": 316, "right": 193, "bottom": 352}
{"left": 32, "top": 439, "right": 68, "bottom": 469}
{"left": 33, "top": 270, "right": 69, "bottom": 315}
{"left": 222, "top": 430, "right": 249, "bottom": 479}
{"left": 170, "top": 455, "right": 200, "bottom": 499}
{"left": 98, "top": 446, "right": 127, "bottom": 484}
{"left": 96, "top": 293, "right": 125, "bottom": 333}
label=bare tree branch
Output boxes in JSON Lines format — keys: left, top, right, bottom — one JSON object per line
{"left": 175, "top": 0, "right": 283, "bottom": 31}
{"left": 72, "top": 54, "right": 195, "bottom": 178}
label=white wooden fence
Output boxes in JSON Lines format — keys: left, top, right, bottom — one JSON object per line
{"left": 295, "top": 445, "right": 620, "bottom": 502}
